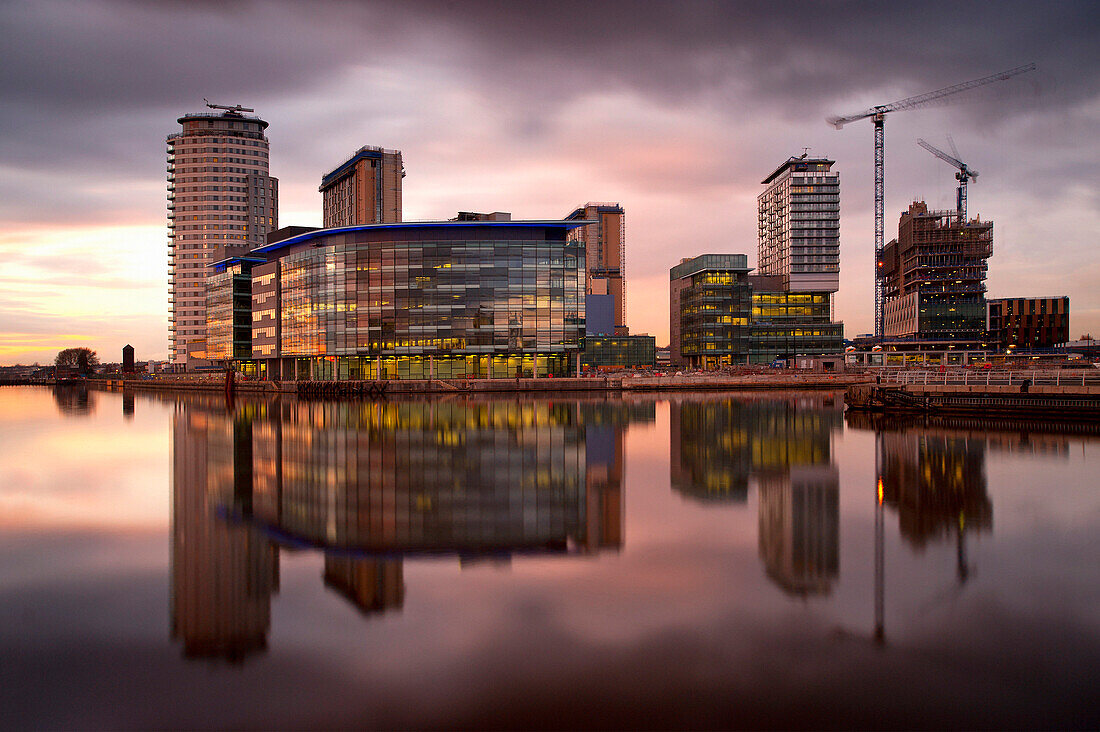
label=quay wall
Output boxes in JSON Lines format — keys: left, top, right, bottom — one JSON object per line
{"left": 87, "top": 374, "right": 872, "bottom": 396}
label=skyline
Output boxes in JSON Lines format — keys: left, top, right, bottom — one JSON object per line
{"left": 2, "top": 0, "right": 1099, "bottom": 364}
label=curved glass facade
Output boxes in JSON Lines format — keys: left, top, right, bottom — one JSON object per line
{"left": 253, "top": 223, "right": 587, "bottom": 378}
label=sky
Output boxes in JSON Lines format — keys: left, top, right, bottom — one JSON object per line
{"left": 1, "top": 0, "right": 1098, "bottom": 364}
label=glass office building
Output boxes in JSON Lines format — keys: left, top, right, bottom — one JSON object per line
{"left": 582, "top": 335, "right": 656, "bottom": 370}
{"left": 205, "top": 257, "right": 263, "bottom": 361}
{"left": 669, "top": 255, "right": 753, "bottom": 369}
{"left": 241, "top": 220, "right": 589, "bottom": 379}
{"left": 748, "top": 281, "right": 844, "bottom": 364}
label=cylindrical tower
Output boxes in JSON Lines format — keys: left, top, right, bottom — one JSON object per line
{"left": 167, "top": 106, "right": 278, "bottom": 364}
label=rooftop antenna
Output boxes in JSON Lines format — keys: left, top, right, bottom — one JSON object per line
{"left": 801, "top": 147, "right": 811, "bottom": 158}
{"left": 203, "top": 98, "right": 255, "bottom": 114}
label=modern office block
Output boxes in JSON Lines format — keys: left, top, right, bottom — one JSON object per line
{"left": 748, "top": 274, "right": 843, "bottom": 363}
{"left": 319, "top": 146, "right": 403, "bottom": 227}
{"left": 167, "top": 104, "right": 278, "bottom": 364}
{"left": 670, "top": 257, "right": 843, "bottom": 368}
{"left": 582, "top": 335, "right": 656, "bottom": 370}
{"left": 206, "top": 257, "right": 264, "bottom": 361}
{"left": 210, "top": 219, "right": 589, "bottom": 379}
{"left": 987, "top": 296, "right": 1069, "bottom": 350}
{"left": 669, "top": 255, "right": 752, "bottom": 369}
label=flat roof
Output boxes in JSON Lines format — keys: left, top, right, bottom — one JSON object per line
{"left": 761, "top": 156, "right": 835, "bottom": 185}
{"left": 251, "top": 220, "right": 597, "bottom": 256}
{"left": 320, "top": 146, "right": 402, "bottom": 191}
{"left": 212, "top": 255, "right": 266, "bottom": 272}
{"left": 565, "top": 203, "right": 624, "bottom": 219}
{"left": 670, "top": 253, "right": 751, "bottom": 280}
{"left": 176, "top": 111, "right": 269, "bottom": 130}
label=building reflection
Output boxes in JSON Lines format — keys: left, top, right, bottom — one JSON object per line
{"left": 171, "top": 397, "right": 649, "bottom": 660}
{"left": 52, "top": 384, "right": 95, "bottom": 416}
{"left": 323, "top": 557, "right": 404, "bottom": 615}
{"left": 877, "top": 430, "right": 992, "bottom": 564}
{"left": 670, "top": 394, "right": 842, "bottom": 595}
{"left": 758, "top": 467, "right": 840, "bottom": 596}
{"left": 170, "top": 406, "right": 279, "bottom": 662}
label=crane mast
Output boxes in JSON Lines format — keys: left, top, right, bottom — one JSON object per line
{"left": 827, "top": 63, "right": 1035, "bottom": 338}
{"left": 917, "top": 138, "right": 979, "bottom": 224}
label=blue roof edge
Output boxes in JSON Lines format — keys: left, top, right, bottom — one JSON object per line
{"left": 251, "top": 220, "right": 598, "bottom": 255}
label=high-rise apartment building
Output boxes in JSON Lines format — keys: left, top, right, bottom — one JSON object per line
{"left": 319, "top": 146, "right": 404, "bottom": 227}
{"left": 882, "top": 201, "right": 992, "bottom": 344}
{"left": 758, "top": 155, "right": 840, "bottom": 293}
{"left": 565, "top": 203, "right": 627, "bottom": 334}
{"left": 167, "top": 103, "right": 278, "bottom": 364}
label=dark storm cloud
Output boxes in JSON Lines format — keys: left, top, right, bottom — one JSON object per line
{"left": 393, "top": 0, "right": 1100, "bottom": 111}
{"left": 3, "top": 0, "right": 1096, "bottom": 162}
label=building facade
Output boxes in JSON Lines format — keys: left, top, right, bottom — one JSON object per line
{"left": 565, "top": 203, "right": 627, "bottom": 334}
{"left": 167, "top": 104, "right": 278, "bottom": 364}
{"left": 748, "top": 274, "right": 844, "bottom": 364}
{"left": 670, "top": 256, "right": 843, "bottom": 368}
{"left": 758, "top": 156, "right": 841, "bottom": 293}
{"left": 987, "top": 296, "right": 1069, "bottom": 350}
{"left": 319, "top": 146, "right": 404, "bottom": 227}
{"left": 217, "top": 220, "right": 588, "bottom": 379}
{"left": 882, "top": 201, "right": 992, "bottom": 345}
{"left": 205, "top": 257, "right": 263, "bottom": 361}
{"left": 669, "top": 255, "right": 752, "bottom": 369}
{"left": 582, "top": 335, "right": 656, "bottom": 370}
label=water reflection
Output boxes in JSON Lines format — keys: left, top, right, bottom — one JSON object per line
{"left": 52, "top": 384, "right": 95, "bottom": 416}
{"left": 170, "top": 398, "right": 655, "bottom": 661}
{"left": 171, "top": 408, "right": 279, "bottom": 662}
{"left": 670, "top": 394, "right": 843, "bottom": 596}
{"left": 878, "top": 429, "right": 991, "bottom": 584}
{"left": 6, "top": 386, "right": 1100, "bottom": 727}
{"left": 758, "top": 466, "right": 840, "bottom": 596}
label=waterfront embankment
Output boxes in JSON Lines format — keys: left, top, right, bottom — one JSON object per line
{"left": 89, "top": 373, "right": 872, "bottom": 396}
{"left": 846, "top": 370, "right": 1100, "bottom": 419}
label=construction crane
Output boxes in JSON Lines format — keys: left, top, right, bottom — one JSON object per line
{"left": 203, "top": 98, "right": 255, "bottom": 114}
{"left": 918, "top": 137, "right": 979, "bottom": 224}
{"left": 827, "top": 63, "right": 1035, "bottom": 338}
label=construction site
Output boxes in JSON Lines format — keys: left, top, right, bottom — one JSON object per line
{"left": 881, "top": 201, "right": 993, "bottom": 346}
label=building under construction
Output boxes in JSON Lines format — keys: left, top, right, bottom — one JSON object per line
{"left": 882, "top": 201, "right": 992, "bottom": 347}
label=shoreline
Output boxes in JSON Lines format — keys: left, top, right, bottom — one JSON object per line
{"left": 85, "top": 374, "right": 872, "bottom": 395}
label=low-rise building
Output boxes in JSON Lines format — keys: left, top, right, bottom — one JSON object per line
{"left": 582, "top": 335, "right": 656, "bottom": 370}
{"left": 987, "top": 296, "right": 1069, "bottom": 350}
{"left": 669, "top": 255, "right": 843, "bottom": 369}
{"left": 669, "top": 255, "right": 752, "bottom": 369}
{"left": 748, "top": 274, "right": 843, "bottom": 364}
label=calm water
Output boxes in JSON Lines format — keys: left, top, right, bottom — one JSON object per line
{"left": 1, "top": 385, "right": 1098, "bottom": 729}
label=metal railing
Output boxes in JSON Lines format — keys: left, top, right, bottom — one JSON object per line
{"left": 880, "top": 370, "right": 1100, "bottom": 387}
